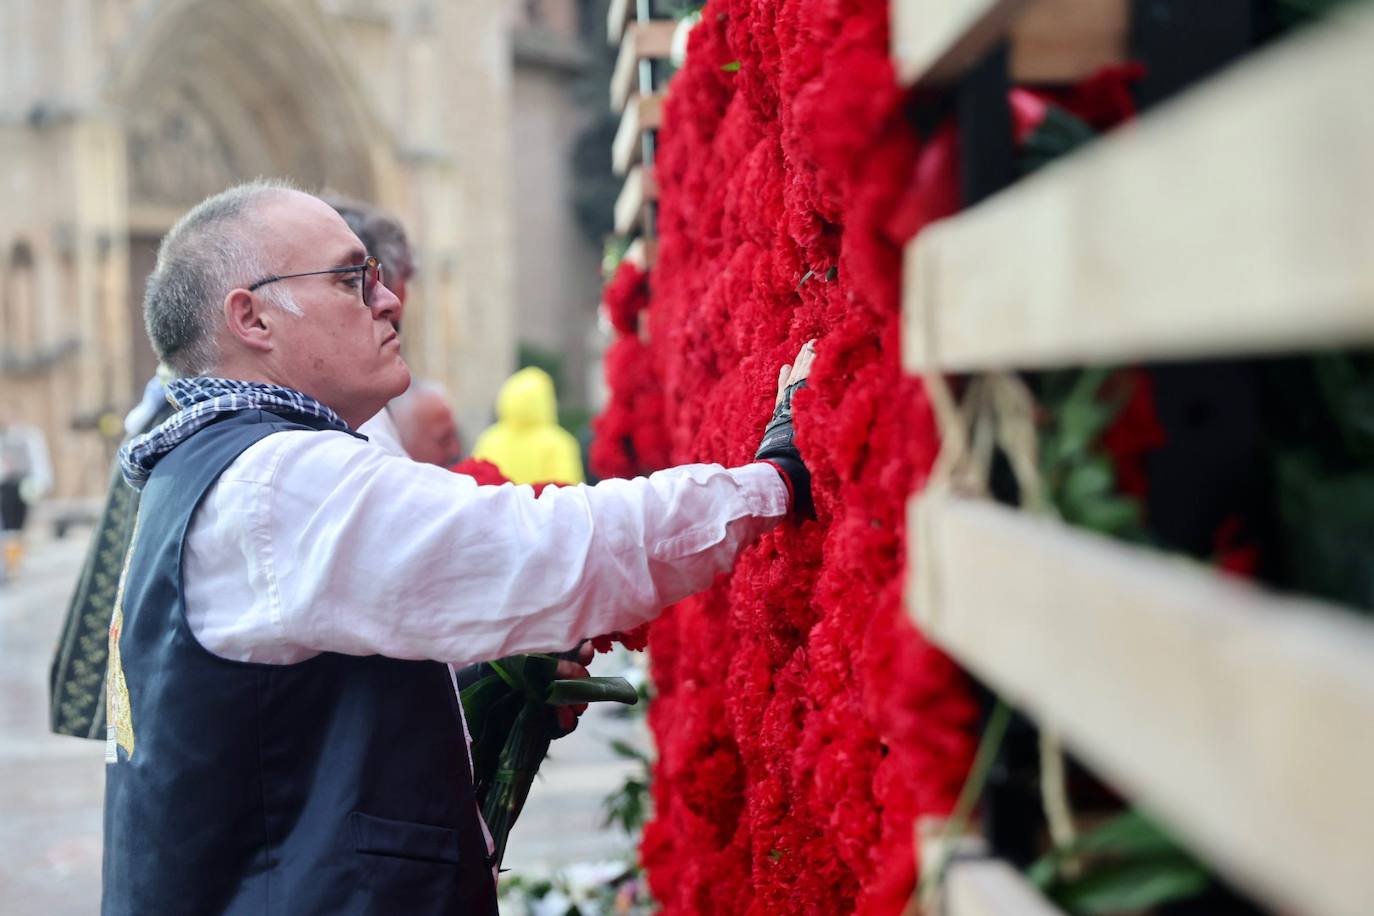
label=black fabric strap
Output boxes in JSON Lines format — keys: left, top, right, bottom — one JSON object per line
{"left": 755, "top": 380, "right": 816, "bottom": 520}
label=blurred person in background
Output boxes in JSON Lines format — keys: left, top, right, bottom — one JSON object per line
{"left": 0, "top": 404, "right": 53, "bottom": 582}
{"left": 122, "top": 368, "right": 176, "bottom": 437}
{"left": 51, "top": 371, "right": 176, "bottom": 736}
{"left": 472, "top": 366, "right": 585, "bottom": 485}
{"left": 390, "top": 380, "right": 464, "bottom": 467}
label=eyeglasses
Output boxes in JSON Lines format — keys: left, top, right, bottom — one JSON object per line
{"left": 247, "top": 256, "right": 384, "bottom": 309}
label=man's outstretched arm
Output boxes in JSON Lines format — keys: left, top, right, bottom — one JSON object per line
{"left": 184, "top": 344, "right": 817, "bottom": 668}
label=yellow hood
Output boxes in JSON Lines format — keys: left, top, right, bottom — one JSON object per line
{"left": 495, "top": 367, "right": 558, "bottom": 429}
{"left": 472, "top": 366, "right": 585, "bottom": 484}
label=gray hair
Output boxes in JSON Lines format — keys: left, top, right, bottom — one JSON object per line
{"left": 143, "top": 179, "right": 302, "bottom": 376}
{"left": 320, "top": 193, "right": 415, "bottom": 282}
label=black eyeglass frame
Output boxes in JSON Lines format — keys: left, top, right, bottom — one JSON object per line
{"left": 247, "top": 256, "right": 384, "bottom": 308}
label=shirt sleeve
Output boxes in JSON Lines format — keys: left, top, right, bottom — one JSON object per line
{"left": 239, "top": 430, "right": 788, "bottom": 667}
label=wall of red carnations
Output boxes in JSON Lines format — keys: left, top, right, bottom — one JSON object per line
{"left": 593, "top": 2, "right": 978, "bottom": 912}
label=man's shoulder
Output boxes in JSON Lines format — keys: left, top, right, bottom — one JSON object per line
{"left": 221, "top": 426, "right": 368, "bottom": 487}
{"left": 358, "top": 407, "right": 406, "bottom": 458}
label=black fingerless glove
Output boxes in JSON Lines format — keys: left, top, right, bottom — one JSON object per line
{"left": 755, "top": 380, "right": 816, "bottom": 520}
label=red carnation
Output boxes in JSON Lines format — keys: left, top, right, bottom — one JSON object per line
{"left": 603, "top": 259, "right": 650, "bottom": 336}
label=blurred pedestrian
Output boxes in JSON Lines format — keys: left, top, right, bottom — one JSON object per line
{"left": 472, "top": 366, "right": 585, "bottom": 485}
{"left": 0, "top": 404, "right": 53, "bottom": 581}
{"left": 50, "top": 371, "right": 176, "bottom": 736}
{"left": 390, "top": 380, "right": 464, "bottom": 467}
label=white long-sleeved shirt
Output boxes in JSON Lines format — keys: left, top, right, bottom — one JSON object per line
{"left": 182, "top": 424, "right": 788, "bottom": 666}
{"left": 357, "top": 405, "right": 405, "bottom": 459}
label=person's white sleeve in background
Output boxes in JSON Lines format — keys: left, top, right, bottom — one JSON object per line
{"left": 23, "top": 424, "right": 53, "bottom": 497}
{"left": 194, "top": 429, "right": 788, "bottom": 668}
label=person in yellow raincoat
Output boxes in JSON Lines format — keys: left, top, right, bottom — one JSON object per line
{"left": 472, "top": 366, "right": 585, "bottom": 485}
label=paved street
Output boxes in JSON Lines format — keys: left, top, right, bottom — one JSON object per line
{"left": 0, "top": 531, "right": 104, "bottom": 915}
{"left": 0, "top": 527, "right": 647, "bottom": 913}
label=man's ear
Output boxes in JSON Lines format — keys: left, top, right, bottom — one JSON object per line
{"left": 223, "top": 288, "right": 276, "bottom": 353}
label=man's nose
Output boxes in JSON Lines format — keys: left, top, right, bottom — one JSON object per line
{"left": 371, "top": 282, "right": 403, "bottom": 323}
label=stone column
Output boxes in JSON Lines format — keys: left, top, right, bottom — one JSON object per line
{"left": 433, "top": 0, "right": 518, "bottom": 439}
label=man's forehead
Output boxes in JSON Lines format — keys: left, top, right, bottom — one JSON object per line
{"left": 258, "top": 190, "right": 365, "bottom": 259}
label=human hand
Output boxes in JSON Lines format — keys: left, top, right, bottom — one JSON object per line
{"left": 775, "top": 339, "right": 817, "bottom": 407}
{"left": 552, "top": 641, "right": 595, "bottom": 735}
{"left": 757, "top": 340, "right": 818, "bottom": 520}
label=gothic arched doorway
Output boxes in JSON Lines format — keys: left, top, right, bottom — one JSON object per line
{"left": 110, "top": 0, "right": 388, "bottom": 392}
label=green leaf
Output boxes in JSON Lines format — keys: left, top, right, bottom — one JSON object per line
{"left": 1018, "top": 105, "right": 1097, "bottom": 176}
{"left": 1051, "top": 810, "right": 1183, "bottom": 861}
{"left": 1276, "top": 0, "right": 1363, "bottom": 28}
{"left": 1045, "top": 369, "right": 1121, "bottom": 464}
{"left": 487, "top": 658, "right": 522, "bottom": 692}
{"left": 601, "top": 775, "right": 650, "bottom": 833}
{"left": 1313, "top": 353, "right": 1374, "bottom": 457}
{"left": 460, "top": 674, "right": 513, "bottom": 723}
{"left": 546, "top": 676, "right": 640, "bottom": 706}
{"left": 1053, "top": 400, "right": 1118, "bottom": 464}
{"left": 1067, "top": 366, "right": 1115, "bottom": 407}
{"left": 1053, "top": 857, "right": 1210, "bottom": 914}
{"left": 490, "top": 655, "right": 560, "bottom": 700}
{"left": 610, "top": 738, "right": 651, "bottom": 762}
{"left": 1026, "top": 854, "right": 1058, "bottom": 889}
{"left": 1030, "top": 810, "right": 1211, "bottom": 914}
{"left": 1061, "top": 457, "right": 1115, "bottom": 508}
{"left": 1073, "top": 496, "right": 1141, "bottom": 536}
{"left": 601, "top": 236, "right": 631, "bottom": 281}
{"left": 720, "top": 60, "right": 741, "bottom": 72}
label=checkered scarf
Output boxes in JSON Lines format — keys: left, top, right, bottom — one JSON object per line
{"left": 118, "top": 377, "right": 355, "bottom": 489}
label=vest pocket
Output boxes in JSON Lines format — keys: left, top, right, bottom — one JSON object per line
{"left": 349, "top": 811, "right": 461, "bottom": 865}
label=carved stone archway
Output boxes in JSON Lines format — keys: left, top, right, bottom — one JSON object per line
{"left": 107, "top": 0, "right": 393, "bottom": 390}
{"left": 114, "top": 0, "right": 385, "bottom": 212}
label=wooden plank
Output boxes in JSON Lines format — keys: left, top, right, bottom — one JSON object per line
{"left": 612, "top": 93, "right": 663, "bottom": 176}
{"left": 614, "top": 165, "right": 657, "bottom": 236}
{"left": 902, "top": 9, "right": 1374, "bottom": 372}
{"left": 610, "top": 20, "right": 677, "bottom": 112}
{"left": 945, "top": 859, "right": 1067, "bottom": 916}
{"left": 607, "top": 0, "right": 632, "bottom": 45}
{"left": 908, "top": 492, "right": 1374, "bottom": 916}
{"left": 891, "top": 0, "right": 1027, "bottom": 87}
{"left": 891, "top": 0, "right": 1126, "bottom": 87}
{"left": 1008, "top": 0, "right": 1128, "bottom": 85}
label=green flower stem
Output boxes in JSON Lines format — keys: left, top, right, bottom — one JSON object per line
{"left": 917, "top": 700, "right": 1012, "bottom": 902}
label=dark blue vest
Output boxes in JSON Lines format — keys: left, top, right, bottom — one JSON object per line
{"left": 102, "top": 409, "right": 498, "bottom": 915}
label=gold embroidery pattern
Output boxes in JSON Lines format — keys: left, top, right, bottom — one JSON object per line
{"left": 106, "top": 511, "right": 141, "bottom": 762}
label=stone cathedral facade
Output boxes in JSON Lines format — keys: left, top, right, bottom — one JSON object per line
{"left": 0, "top": 0, "right": 603, "bottom": 501}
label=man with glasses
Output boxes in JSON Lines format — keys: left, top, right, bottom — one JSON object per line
{"left": 322, "top": 195, "right": 417, "bottom": 451}
{"left": 102, "top": 180, "right": 815, "bottom": 915}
